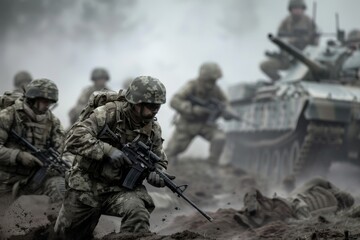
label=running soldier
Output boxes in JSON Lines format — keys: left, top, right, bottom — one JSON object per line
{"left": 68, "top": 67, "right": 111, "bottom": 124}
{"left": 165, "top": 62, "right": 238, "bottom": 165}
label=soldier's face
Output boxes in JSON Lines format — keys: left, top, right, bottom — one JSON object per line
{"left": 134, "top": 103, "right": 161, "bottom": 119}
{"left": 201, "top": 78, "right": 217, "bottom": 91}
{"left": 290, "top": 7, "right": 304, "bottom": 17}
{"left": 94, "top": 78, "right": 107, "bottom": 88}
{"left": 33, "top": 98, "right": 54, "bottom": 114}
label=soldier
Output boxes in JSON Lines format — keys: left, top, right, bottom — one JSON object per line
{"left": 0, "top": 79, "right": 65, "bottom": 213}
{"left": 0, "top": 71, "right": 33, "bottom": 109}
{"left": 54, "top": 76, "right": 168, "bottom": 239}
{"left": 234, "top": 178, "right": 354, "bottom": 228}
{"left": 260, "top": 0, "right": 318, "bottom": 81}
{"left": 68, "top": 67, "right": 111, "bottom": 124}
{"left": 340, "top": 29, "right": 360, "bottom": 82}
{"left": 346, "top": 29, "right": 360, "bottom": 49}
{"left": 13, "top": 71, "right": 33, "bottom": 95}
{"left": 165, "top": 62, "right": 237, "bottom": 165}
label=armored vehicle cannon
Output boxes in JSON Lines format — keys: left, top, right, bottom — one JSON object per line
{"left": 223, "top": 34, "right": 360, "bottom": 185}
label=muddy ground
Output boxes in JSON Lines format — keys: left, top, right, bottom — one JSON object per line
{"left": 1, "top": 158, "right": 360, "bottom": 240}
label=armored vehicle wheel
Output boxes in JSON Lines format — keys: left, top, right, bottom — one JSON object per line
{"left": 224, "top": 121, "right": 344, "bottom": 186}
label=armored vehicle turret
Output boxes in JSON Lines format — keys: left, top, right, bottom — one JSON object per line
{"left": 223, "top": 34, "right": 360, "bottom": 185}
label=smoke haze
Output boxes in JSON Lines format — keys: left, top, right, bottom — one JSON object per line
{"left": 1, "top": 0, "right": 359, "bottom": 156}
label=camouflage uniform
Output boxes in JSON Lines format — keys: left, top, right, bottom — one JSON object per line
{"left": 54, "top": 76, "right": 167, "bottom": 239}
{"left": 346, "top": 29, "right": 360, "bottom": 47}
{"left": 0, "top": 79, "right": 65, "bottom": 213}
{"left": 0, "top": 71, "right": 32, "bottom": 110}
{"left": 234, "top": 178, "right": 354, "bottom": 228}
{"left": 165, "top": 62, "right": 233, "bottom": 164}
{"left": 69, "top": 68, "right": 111, "bottom": 125}
{"left": 260, "top": 0, "right": 318, "bottom": 81}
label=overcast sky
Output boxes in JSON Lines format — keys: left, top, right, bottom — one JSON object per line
{"left": 1, "top": 0, "right": 359, "bottom": 156}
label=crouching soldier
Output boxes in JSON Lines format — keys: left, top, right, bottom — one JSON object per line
{"left": 54, "top": 76, "right": 168, "bottom": 239}
{"left": 0, "top": 78, "right": 65, "bottom": 214}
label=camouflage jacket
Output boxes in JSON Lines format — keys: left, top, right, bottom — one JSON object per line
{"left": 278, "top": 14, "right": 318, "bottom": 50}
{"left": 170, "top": 79, "right": 229, "bottom": 122}
{"left": 69, "top": 85, "right": 110, "bottom": 124}
{"left": 289, "top": 178, "right": 353, "bottom": 218}
{"left": 65, "top": 100, "right": 167, "bottom": 193}
{"left": 0, "top": 98, "right": 64, "bottom": 189}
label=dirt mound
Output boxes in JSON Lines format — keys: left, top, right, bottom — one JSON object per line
{"left": 157, "top": 207, "right": 360, "bottom": 240}
{"left": 159, "top": 208, "right": 246, "bottom": 239}
{"left": 165, "top": 158, "right": 262, "bottom": 208}
{"left": 102, "top": 230, "right": 212, "bottom": 240}
{"left": 0, "top": 195, "right": 52, "bottom": 240}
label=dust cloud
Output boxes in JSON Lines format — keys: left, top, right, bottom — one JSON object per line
{"left": 1, "top": 0, "right": 359, "bottom": 157}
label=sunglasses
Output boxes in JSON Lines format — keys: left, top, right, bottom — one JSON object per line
{"left": 142, "top": 103, "right": 161, "bottom": 111}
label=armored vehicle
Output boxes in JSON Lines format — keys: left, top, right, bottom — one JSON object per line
{"left": 224, "top": 34, "right": 360, "bottom": 184}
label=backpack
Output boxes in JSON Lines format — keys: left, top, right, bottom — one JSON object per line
{"left": 76, "top": 89, "right": 126, "bottom": 122}
{"left": 0, "top": 91, "right": 23, "bottom": 111}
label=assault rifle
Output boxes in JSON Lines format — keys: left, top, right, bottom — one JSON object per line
{"left": 187, "top": 95, "right": 240, "bottom": 124}
{"left": 187, "top": 95, "right": 258, "bottom": 128}
{"left": 98, "top": 125, "right": 213, "bottom": 222}
{"left": 11, "top": 130, "right": 71, "bottom": 193}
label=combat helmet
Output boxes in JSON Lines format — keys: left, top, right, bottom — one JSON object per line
{"left": 125, "top": 76, "right": 166, "bottom": 104}
{"left": 91, "top": 67, "right": 110, "bottom": 81}
{"left": 25, "top": 78, "right": 58, "bottom": 102}
{"left": 199, "top": 62, "right": 223, "bottom": 80}
{"left": 288, "top": 0, "right": 306, "bottom": 10}
{"left": 14, "top": 71, "right": 32, "bottom": 88}
{"left": 347, "top": 29, "right": 360, "bottom": 44}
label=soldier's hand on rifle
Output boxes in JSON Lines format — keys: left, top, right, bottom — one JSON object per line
{"left": 107, "top": 148, "right": 132, "bottom": 168}
{"left": 147, "top": 171, "right": 165, "bottom": 188}
{"left": 192, "top": 105, "right": 211, "bottom": 116}
{"left": 16, "top": 151, "right": 43, "bottom": 167}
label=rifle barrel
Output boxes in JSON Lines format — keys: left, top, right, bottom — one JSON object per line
{"left": 158, "top": 170, "right": 213, "bottom": 222}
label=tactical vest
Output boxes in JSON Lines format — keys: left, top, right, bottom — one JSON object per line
{"left": 72, "top": 92, "right": 157, "bottom": 185}
{"left": 0, "top": 100, "right": 55, "bottom": 176}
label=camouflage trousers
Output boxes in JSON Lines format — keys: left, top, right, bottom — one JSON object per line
{"left": 165, "top": 119, "right": 225, "bottom": 164}
{"left": 0, "top": 176, "right": 65, "bottom": 216}
{"left": 53, "top": 185, "right": 155, "bottom": 240}
{"left": 260, "top": 57, "right": 291, "bottom": 81}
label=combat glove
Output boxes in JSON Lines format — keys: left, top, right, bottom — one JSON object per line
{"left": 107, "top": 148, "right": 132, "bottom": 168}
{"left": 147, "top": 171, "right": 165, "bottom": 188}
{"left": 16, "top": 151, "right": 43, "bottom": 167}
